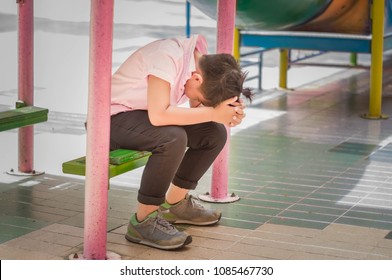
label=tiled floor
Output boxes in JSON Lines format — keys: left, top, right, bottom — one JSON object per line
{"left": 2, "top": 0, "right": 391, "bottom": 262}
{"left": 1, "top": 53, "right": 392, "bottom": 260}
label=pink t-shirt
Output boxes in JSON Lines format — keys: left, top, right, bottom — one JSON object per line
{"left": 110, "top": 35, "right": 208, "bottom": 116}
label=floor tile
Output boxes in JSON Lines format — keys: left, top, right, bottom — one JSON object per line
{"left": 0, "top": 215, "right": 51, "bottom": 230}
{"left": 329, "top": 142, "right": 380, "bottom": 156}
{"left": 335, "top": 217, "right": 392, "bottom": 230}
{"left": 384, "top": 231, "right": 392, "bottom": 240}
{"left": 268, "top": 218, "right": 329, "bottom": 230}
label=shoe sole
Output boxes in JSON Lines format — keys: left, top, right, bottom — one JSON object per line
{"left": 125, "top": 234, "right": 192, "bottom": 250}
{"left": 169, "top": 213, "right": 222, "bottom": 226}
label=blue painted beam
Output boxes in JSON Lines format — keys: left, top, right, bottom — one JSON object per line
{"left": 241, "top": 31, "right": 373, "bottom": 53}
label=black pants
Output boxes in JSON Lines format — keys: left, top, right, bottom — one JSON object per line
{"left": 110, "top": 110, "right": 227, "bottom": 205}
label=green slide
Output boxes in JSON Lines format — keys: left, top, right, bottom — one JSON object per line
{"left": 189, "top": 0, "right": 371, "bottom": 34}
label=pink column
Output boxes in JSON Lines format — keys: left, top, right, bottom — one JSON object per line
{"left": 82, "top": 0, "right": 114, "bottom": 260}
{"left": 201, "top": 0, "right": 238, "bottom": 203}
{"left": 17, "top": 0, "right": 34, "bottom": 174}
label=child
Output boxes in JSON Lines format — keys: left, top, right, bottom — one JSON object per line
{"left": 110, "top": 34, "right": 252, "bottom": 250}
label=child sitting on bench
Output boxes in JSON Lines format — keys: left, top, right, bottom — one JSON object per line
{"left": 110, "top": 34, "right": 252, "bottom": 250}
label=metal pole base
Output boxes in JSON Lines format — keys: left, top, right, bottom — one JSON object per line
{"left": 360, "top": 113, "right": 389, "bottom": 120}
{"left": 198, "top": 192, "right": 240, "bottom": 203}
{"left": 69, "top": 251, "right": 121, "bottom": 260}
{"left": 6, "top": 169, "right": 44, "bottom": 176}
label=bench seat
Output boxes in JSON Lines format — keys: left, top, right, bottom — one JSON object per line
{"left": 62, "top": 149, "right": 151, "bottom": 178}
{"left": 0, "top": 106, "right": 49, "bottom": 132}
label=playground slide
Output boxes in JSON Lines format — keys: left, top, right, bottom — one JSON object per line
{"left": 190, "top": 0, "right": 332, "bottom": 30}
{"left": 189, "top": 0, "right": 374, "bottom": 35}
{"left": 294, "top": 0, "right": 370, "bottom": 34}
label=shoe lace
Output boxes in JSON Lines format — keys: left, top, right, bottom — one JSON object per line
{"left": 151, "top": 216, "right": 177, "bottom": 234}
{"left": 188, "top": 195, "right": 205, "bottom": 210}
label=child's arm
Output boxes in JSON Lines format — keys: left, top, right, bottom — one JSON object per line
{"left": 147, "top": 75, "right": 240, "bottom": 126}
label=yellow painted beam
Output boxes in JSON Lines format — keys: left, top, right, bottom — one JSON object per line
{"left": 363, "top": 0, "right": 388, "bottom": 119}
{"left": 233, "top": 28, "right": 240, "bottom": 61}
{"left": 279, "top": 48, "right": 289, "bottom": 89}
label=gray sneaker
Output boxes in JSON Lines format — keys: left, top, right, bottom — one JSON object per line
{"left": 125, "top": 211, "right": 192, "bottom": 250}
{"left": 159, "top": 194, "right": 222, "bottom": 226}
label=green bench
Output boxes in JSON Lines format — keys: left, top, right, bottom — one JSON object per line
{"left": 0, "top": 103, "right": 49, "bottom": 132}
{"left": 62, "top": 149, "right": 151, "bottom": 178}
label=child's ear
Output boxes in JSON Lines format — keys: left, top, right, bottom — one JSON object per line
{"left": 193, "top": 72, "right": 203, "bottom": 85}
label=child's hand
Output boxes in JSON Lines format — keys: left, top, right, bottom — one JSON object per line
{"left": 229, "top": 98, "right": 246, "bottom": 127}
{"left": 211, "top": 96, "right": 246, "bottom": 127}
{"left": 230, "top": 98, "right": 246, "bottom": 110}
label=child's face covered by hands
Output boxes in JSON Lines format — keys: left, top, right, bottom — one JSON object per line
{"left": 184, "top": 71, "right": 208, "bottom": 107}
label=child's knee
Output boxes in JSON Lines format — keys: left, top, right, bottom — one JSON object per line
{"left": 201, "top": 123, "right": 227, "bottom": 150}
{"left": 213, "top": 123, "right": 228, "bottom": 148}
{"left": 156, "top": 126, "right": 187, "bottom": 154}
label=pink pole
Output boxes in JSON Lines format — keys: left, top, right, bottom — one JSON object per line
{"left": 17, "top": 0, "right": 34, "bottom": 173}
{"left": 83, "top": 0, "right": 114, "bottom": 260}
{"left": 210, "top": 0, "right": 237, "bottom": 201}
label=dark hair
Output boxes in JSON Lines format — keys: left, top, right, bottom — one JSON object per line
{"left": 198, "top": 53, "right": 253, "bottom": 107}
